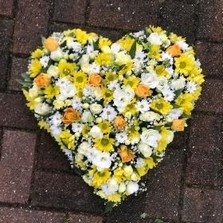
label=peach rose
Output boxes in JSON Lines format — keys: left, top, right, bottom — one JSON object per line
{"left": 44, "top": 37, "right": 59, "bottom": 52}
{"left": 89, "top": 73, "right": 102, "bottom": 86}
{"left": 171, "top": 119, "right": 185, "bottom": 131}
{"left": 166, "top": 44, "right": 181, "bottom": 57}
{"left": 34, "top": 73, "right": 51, "bottom": 88}
{"left": 135, "top": 84, "right": 151, "bottom": 98}
{"left": 62, "top": 108, "right": 81, "bottom": 124}
{"left": 114, "top": 116, "right": 126, "bottom": 130}
{"left": 118, "top": 145, "right": 135, "bottom": 163}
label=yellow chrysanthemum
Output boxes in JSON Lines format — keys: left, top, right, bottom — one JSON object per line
{"left": 73, "top": 71, "right": 87, "bottom": 88}
{"left": 95, "top": 135, "right": 114, "bottom": 152}
{"left": 123, "top": 100, "right": 137, "bottom": 116}
{"left": 38, "top": 120, "right": 50, "bottom": 132}
{"left": 155, "top": 65, "right": 169, "bottom": 77}
{"left": 91, "top": 169, "right": 111, "bottom": 188}
{"left": 82, "top": 125, "right": 90, "bottom": 137}
{"left": 123, "top": 76, "right": 139, "bottom": 89}
{"left": 106, "top": 193, "right": 121, "bottom": 203}
{"left": 98, "top": 120, "right": 111, "bottom": 134}
{"left": 147, "top": 26, "right": 164, "bottom": 34}
{"left": 113, "top": 168, "right": 124, "bottom": 183}
{"left": 175, "top": 54, "right": 194, "bottom": 75}
{"left": 99, "top": 37, "right": 112, "bottom": 49}
{"left": 44, "top": 85, "right": 60, "bottom": 99}
{"left": 150, "top": 98, "right": 173, "bottom": 115}
{"left": 29, "top": 59, "right": 42, "bottom": 78}
{"left": 145, "top": 157, "right": 156, "bottom": 169}
{"left": 103, "top": 89, "right": 113, "bottom": 103}
{"left": 59, "top": 130, "right": 75, "bottom": 150}
{"left": 22, "top": 89, "right": 37, "bottom": 110}
{"left": 58, "top": 61, "right": 76, "bottom": 78}
{"left": 175, "top": 93, "right": 194, "bottom": 115}
{"left": 74, "top": 29, "right": 89, "bottom": 45}
{"left": 118, "top": 62, "right": 133, "bottom": 76}
{"left": 31, "top": 49, "right": 43, "bottom": 59}
{"left": 105, "top": 71, "right": 117, "bottom": 83}
{"left": 118, "top": 37, "right": 134, "bottom": 51}
{"left": 149, "top": 45, "right": 161, "bottom": 60}
{"left": 95, "top": 53, "right": 113, "bottom": 65}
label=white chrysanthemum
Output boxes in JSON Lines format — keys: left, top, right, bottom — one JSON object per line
{"left": 40, "top": 56, "right": 49, "bottom": 68}
{"left": 170, "top": 76, "right": 186, "bottom": 90}
{"left": 135, "top": 158, "right": 144, "bottom": 168}
{"left": 140, "top": 129, "right": 161, "bottom": 148}
{"left": 49, "top": 112, "right": 62, "bottom": 126}
{"left": 67, "top": 41, "right": 82, "bottom": 52}
{"left": 160, "top": 52, "right": 173, "bottom": 64}
{"left": 138, "top": 142, "right": 153, "bottom": 158}
{"left": 141, "top": 72, "right": 159, "bottom": 89}
{"left": 89, "top": 62, "right": 101, "bottom": 74}
{"left": 167, "top": 108, "right": 183, "bottom": 120}
{"left": 108, "top": 80, "right": 119, "bottom": 90}
{"left": 161, "top": 87, "right": 175, "bottom": 101}
{"left": 72, "top": 123, "right": 83, "bottom": 133}
{"left": 147, "top": 33, "right": 162, "bottom": 45}
{"left": 111, "top": 43, "right": 121, "bottom": 54}
{"left": 176, "top": 41, "right": 189, "bottom": 51}
{"left": 126, "top": 181, "right": 139, "bottom": 195}
{"left": 83, "top": 85, "right": 94, "bottom": 97}
{"left": 92, "top": 150, "right": 112, "bottom": 170}
{"left": 115, "top": 132, "right": 128, "bottom": 143}
{"left": 136, "top": 99, "right": 150, "bottom": 112}
{"left": 50, "top": 125, "right": 62, "bottom": 136}
{"left": 187, "top": 82, "right": 197, "bottom": 93}
{"left": 101, "top": 178, "right": 119, "bottom": 195}
{"left": 134, "top": 50, "right": 147, "bottom": 62}
{"left": 90, "top": 125, "right": 103, "bottom": 138}
{"left": 64, "top": 148, "right": 73, "bottom": 162}
{"left": 71, "top": 98, "right": 82, "bottom": 110}
{"left": 100, "top": 106, "right": 117, "bottom": 121}
{"left": 157, "top": 76, "right": 168, "bottom": 91}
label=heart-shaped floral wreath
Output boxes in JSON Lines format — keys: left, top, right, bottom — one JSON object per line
{"left": 21, "top": 26, "right": 204, "bottom": 206}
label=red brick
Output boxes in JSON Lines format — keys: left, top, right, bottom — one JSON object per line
{"left": 144, "top": 148, "right": 183, "bottom": 221}
{"left": 31, "top": 171, "right": 104, "bottom": 213}
{"left": 195, "top": 79, "right": 223, "bottom": 113}
{"left": 0, "top": 0, "right": 14, "bottom": 16}
{"left": 196, "top": 41, "right": 223, "bottom": 78}
{"left": 88, "top": 0, "right": 158, "bottom": 30}
{"left": 13, "top": 0, "right": 50, "bottom": 54}
{"left": 0, "top": 52, "right": 9, "bottom": 90}
{"left": 0, "top": 93, "right": 37, "bottom": 129}
{"left": 0, "top": 19, "right": 14, "bottom": 52}
{"left": 37, "top": 131, "right": 71, "bottom": 171}
{"left": 186, "top": 115, "right": 223, "bottom": 187}
{"left": 0, "top": 207, "right": 65, "bottom": 223}
{"left": 159, "top": 1, "right": 196, "bottom": 43}
{"left": 0, "top": 130, "right": 36, "bottom": 203}
{"left": 182, "top": 188, "right": 223, "bottom": 222}
{"left": 53, "top": 0, "right": 87, "bottom": 24}
{"left": 68, "top": 213, "right": 103, "bottom": 223}
{"left": 197, "top": 0, "right": 223, "bottom": 41}
{"left": 8, "top": 57, "right": 28, "bottom": 91}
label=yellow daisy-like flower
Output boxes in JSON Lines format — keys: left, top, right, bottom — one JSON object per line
{"left": 91, "top": 169, "right": 111, "bottom": 188}
{"left": 103, "top": 88, "right": 113, "bottom": 103}
{"left": 44, "top": 85, "right": 60, "bottom": 99}
{"left": 98, "top": 120, "right": 111, "bottom": 134}
{"left": 123, "top": 76, "right": 139, "bottom": 89}
{"left": 155, "top": 65, "right": 169, "bottom": 77}
{"left": 118, "top": 37, "right": 134, "bottom": 51}
{"left": 175, "top": 93, "right": 194, "bottom": 115}
{"left": 123, "top": 100, "right": 137, "bottom": 116}
{"left": 95, "top": 135, "right": 114, "bottom": 152}
{"left": 106, "top": 193, "right": 121, "bottom": 203}
{"left": 175, "top": 53, "right": 194, "bottom": 75}
{"left": 59, "top": 130, "right": 75, "bottom": 150}
{"left": 118, "top": 61, "right": 133, "bottom": 76}
{"left": 99, "top": 37, "right": 112, "bottom": 50}
{"left": 145, "top": 157, "right": 156, "bottom": 169}
{"left": 73, "top": 71, "right": 87, "bottom": 88}
{"left": 105, "top": 71, "right": 117, "bottom": 83}
{"left": 95, "top": 53, "right": 113, "bottom": 66}
{"left": 82, "top": 125, "right": 90, "bottom": 137}
{"left": 74, "top": 29, "right": 89, "bottom": 45}
{"left": 58, "top": 61, "right": 76, "bottom": 78}
{"left": 150, "top": 98, "right": 173, "bottom": 115}
{"left": 31, "top": 49, "right": 43, "bottom": 59}
{"left": 147, "top": 26, "right": 164, "bottom": 34}
{"left": 38, "top": 120, "right": 50, "bottom": 132}
{"left": 149, "top": 45, "right": 161, "bottom": 60}
{"left": 29, "top": 59, "right": 42, "bottom": 78}
{"left": 113, "top": 168, "right": 124, "bottom": 183}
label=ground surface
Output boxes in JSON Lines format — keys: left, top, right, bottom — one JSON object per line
{"left": 0, "top": 0, "right": 222, "bottom": 222}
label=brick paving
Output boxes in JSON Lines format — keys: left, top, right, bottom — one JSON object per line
{"left": 0, "top": 0, "right": 222, "bottom": 222}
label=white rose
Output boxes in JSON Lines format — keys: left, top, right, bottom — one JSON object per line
{"left": 47, "top": 65, "right": 59, "bottom": 77}
{"left": 118, "top": 182, "right": 126, "bottom": 193}
{"left": 90, "top": 103, "right": 103, "bottom": 114}
{"left": 170, "top": 76, "right": 186, "bottom": 90}
{"left": 138, "top": 142, "right": 153, "bottom": 158}
{"left": 140, "top": 129, "right": 161, "bottom": 148}
{"left": 29, "top": 85, "right": 39, "bottom": 98}
{"left": 50, "top": 48, "right": 63, "bottom": 61}
{"left": 80, "top": 54, "right": 89, "bottom": 66}
{"left": 140, "top": 111, "right": 161, "bottom": 122}
{"left": 111, "top": 43, "right": 121, "bottom": 54}
{"left": 34, "top": 102, "right": 51, "bottom": 115}
{"left": 126, "top": 181, "right": 139, "bottom": 195}
{"left": 123, "top": 165, "right": 133, "bottom": 177}
{"left": 90, "top": 126, "right": 103, "bottom": 138}
{"left": 141, "top": 72, "right": 159, "bottom": 89}
{"left": 78, "top": 142, "right": 90, "bottom": 155}
{"left": 93, "top": 87, "right": 103, "bottom": 99}
{"left": 148, "top": 33, "right": 162, "bottom": 45}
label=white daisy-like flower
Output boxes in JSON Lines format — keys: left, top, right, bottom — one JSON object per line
{"left": 92, "top": 150, "right": 112, "bottom": 170}
{"left": 161, "top": 87, "right": 175, "bottom": 101}
{"left": 134, "top": 50, "right": 147, "bottom": 62}
{"left": 187, "top": 81, "right": 197, "bottom": 93}
{"left": 67, "top": 41, "right": 82, "bottom": 52}
{"left": 49, "top": 112, "right": 62, "bottom": 126}
{"left": 72, "top": 123, "right": 83, "bottom": 133}
{"left": 147, "top": 33, "right": 162, "bottom": 45}
{"left": 100, "top": 106, "right": 117, "bottom": 121}
{"left": 71, "top": 98, "right": 82, "bottom": 110}
{"left": 50, "top": 125, "right": 62, "bottom": 136}
{"left": 108, "top": 80, "right": 119, "bottom": 90}
{"left": 136, "top": 99, "right": 150, "bottom": 112}
{"left": 160, "top": 52, "right": 173, "bottom": 64}
{"left": 40, "top": 56, "right": 50, "bottom": 68}
{"left": 115, "top": 132, "right": 128, "bottom": 143}
{"left": 89, "top": 62, "right": 101, "bottom": 74}
{"left": 126, "top": 181, "right": 139, "bottom": 195}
